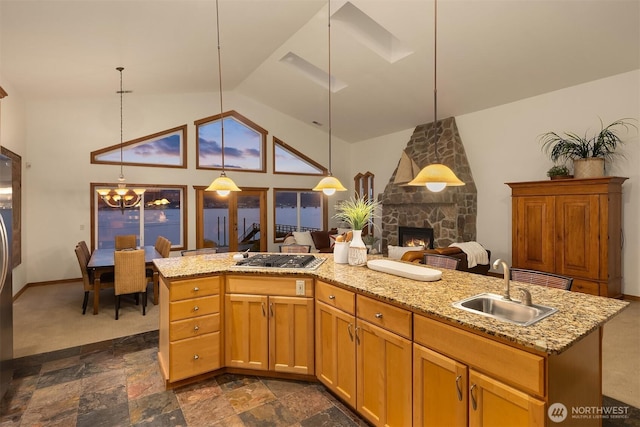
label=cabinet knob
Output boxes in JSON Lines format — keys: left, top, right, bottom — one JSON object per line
{"left": 194, "top": 325, "right": 200, "bottom": 331}
{"left": 193, "top": 287, "right": 200, "bottom": 292}
{"left": 329, "top": 295, "right": 336, "bottom": 300}
{"left": 375, "top": 312, "right": 383, "bottom": 319}
{"left": 193, "top": 354, "right": 199, "bottom": 360}
{"left": 193, "top": 306, "right": 199, "bottom": 311}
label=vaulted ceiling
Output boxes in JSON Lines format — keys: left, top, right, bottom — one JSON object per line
{"left": 1, "top": 0, "right": 638, "bottom": 142}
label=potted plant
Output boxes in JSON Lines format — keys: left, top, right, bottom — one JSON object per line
{"left": 539, "top": 118, "right": 637, "bottom": 178}
{"left": 546, "top": 165, "right": 572, "bottom": 180}
{"left": 362, "top": 234, "right": 380, "bottom": 254}
{"left": 334, "top": 196, "right": 380, "bottom": 266}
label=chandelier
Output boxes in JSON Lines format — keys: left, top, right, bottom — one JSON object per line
{"left": 96, "top": 67, "right": 145, "bottom": 212}
{"left": 312, "top": 0, "right": 346, "bottom": 196}
{"left": 205, "top": 0, "right": 241, "bottom": 196}
{"left": 408, "top": 0, "right": 464, "bottom": 192}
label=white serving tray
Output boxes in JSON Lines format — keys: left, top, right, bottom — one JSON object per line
{"left": 366, "top": 259, "right": 442, "bottom": 282}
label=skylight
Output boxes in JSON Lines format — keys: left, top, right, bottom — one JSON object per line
{"left": 332, "top": 2, "right": 413, "bottom": 63}
{"left": 279, "top": 52, "right": 347, "bottom": 93}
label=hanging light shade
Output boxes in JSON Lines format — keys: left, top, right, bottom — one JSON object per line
{"left": 96, "top": 67, "right": 145, "bottom": 213}
{"left": 407, "top": 0, "right": 464, "bottom": 193}
{"left": 313, "top": 0, "right": 346, "bottom": 196}
{"left": 205, "top": 0, "right": 241, "bottom": 196}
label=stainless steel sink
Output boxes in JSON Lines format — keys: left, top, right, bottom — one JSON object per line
{"left": 453, "top": 293, "right": 557, "bottom": 326}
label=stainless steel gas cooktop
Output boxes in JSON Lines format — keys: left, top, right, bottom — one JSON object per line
{"left": 234, "top": 254, "right": 324, "bottom": 270}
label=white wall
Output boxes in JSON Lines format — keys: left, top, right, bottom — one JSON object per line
{"left": 22, "top": 90, "right": 349, "bottom": 289}
{"left": 0, "top": 78, "right": 28, "bottom": 296}
{"left": 351, "top": 70, "right": 640, "bottom": 296}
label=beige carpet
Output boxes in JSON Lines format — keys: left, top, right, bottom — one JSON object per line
{"left": 13, "top": 281, "right": 158, "bottom": 358}
{"left": 12, "top": 282, "right": 639, "bottom": 408}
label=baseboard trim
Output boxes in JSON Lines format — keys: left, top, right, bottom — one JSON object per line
{"left": 13, "top": 278, "right": 81, "bottom": 302}
{"left": 623, "top": 294, "right": 640, "bottom": 302}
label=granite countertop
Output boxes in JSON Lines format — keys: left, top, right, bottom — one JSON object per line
{"left": 153, "top": 253, "right": 629, "bottom": 355}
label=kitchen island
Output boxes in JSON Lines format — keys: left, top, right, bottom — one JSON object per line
{"left": 153, "top": 253, "right": 628, "bottom": 427}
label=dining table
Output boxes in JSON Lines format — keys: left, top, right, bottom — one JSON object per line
{"left": 87, "top": 246, "right": 162, "bottom": 315}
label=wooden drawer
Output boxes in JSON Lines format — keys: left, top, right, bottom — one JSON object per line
{"left": 170, "top": 313, "right": 220, "bottom": 342}
{"left": 356, "top": 295, "right": 412, "bottom": 340}
{"left": 170, "top": 276, "right": 220, "bottom": 302}
{"left": 169, "top": 332, "right": 220, "bottom": 381}
{"left": 414, "top": 315, "right": 545, "bottom": 397}
{"left": 170, "top": 295, "right": 219, "bottom": 321}
{"left": 226, "top": 275, "right": 314, "bottom": 297}
{"left": 316, "top": 280, "right": 355, "bottom": 315}
{"left": 571, "top": 279, "right": 599, "bottom": 296}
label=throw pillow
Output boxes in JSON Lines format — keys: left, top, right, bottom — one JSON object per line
{"left": 292, "top": 231, "right": 317, "bottom": 252}
{"left": 283, "top": 235, "right": 297, "bottom": 245}
{"left": 388, "top": 245, "right": 424, "bottom": 260}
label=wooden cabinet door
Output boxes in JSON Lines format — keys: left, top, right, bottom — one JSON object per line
{"left": 513, "top": 196, "right": 555, "bottom": 271}
{"left": 316, "top": 301, "right": 356, "bottom": 407}
{"left": 356, "top": 319, "right": 412, "bottom": 427}
{"left": 468, "top": 370, "right": 545, "bottom": 427}
{"left": 413, "top": 343, "right": 467, "bottom": 427}
{"left": 269, "top": 296, "right": 314, "bottom": 375}
{"left": 555, "top": 195, "right": 600, "bottom": 280}
{"left": 224, "top": 294, "right": 268, "bottom": 370}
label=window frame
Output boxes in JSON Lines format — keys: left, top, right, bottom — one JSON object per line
{"left": 272, "top": 136, "right": 327, "bottom": 176}
{"left": 272, "top": 188, "right": 328, "bottom": 243}
{"left": 194, "top": 110, "right": 267, "bottom": 173}
{"left": 90, "top": 125, "right": 188, "bottom": 169}
{"left": 90, "top": 183, "right": 188, "bottom": 251}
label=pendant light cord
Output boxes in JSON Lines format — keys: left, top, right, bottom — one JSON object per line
{"left": 117, "top": 66, "right": 125, "bottom": 179}
{"left": 327, "top": 0, "right": 333, "bottom": 176}
{"left": 433, "top": 0, "right": 440, "bottom": 164}
{"left": 216, "top": 0, "right": 226, "bottom": 175}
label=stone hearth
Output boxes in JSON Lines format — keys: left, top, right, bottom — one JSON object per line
{"left": 381, "top": 117, "right": 477, "bottom": 253}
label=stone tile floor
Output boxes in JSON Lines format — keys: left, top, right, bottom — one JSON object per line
{"left": 0, "top": 331, "right": 369, "bottom": 427}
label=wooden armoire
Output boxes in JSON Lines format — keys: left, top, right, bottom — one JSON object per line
{"left": 508, "top": 177, "right": 627, "bottom": 298}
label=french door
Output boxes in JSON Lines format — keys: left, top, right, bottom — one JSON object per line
{"left": 195, "top": 187, "right": 267, "bottom": 252}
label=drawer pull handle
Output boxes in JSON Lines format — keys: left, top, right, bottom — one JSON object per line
{"left": 194, "top": 325, "right": 200, "bottom": 331}
{"left": 455, "top": 375, "right": 463, "bottom": 401}
{"left": 269, "top": 303, "right": 274, "bottom": 317}
{"left": 355, "top": 326, "right": 361, "bottom": 345}
{"left": 193, "top": 354, "right": 199, "bottom": 360}
{"left": 193, "top": 306, "right": 199, "bottom": 311}
{"left": 348, "top": 323, "right": 354, "bottom": 341}
{"left": 375, "top": 312, "right": 383, "bottom": 319}
{"left": 193, "top": 287, "right": 200, "bottom": 292}
{"left": 261, "top": 302, "right": 266, "bottom": 317}
{"left": 328, "top": 295, "right": 336, "bottom": 300}
{"left": 470, "top": 384, "right": 477, "bottom": 410}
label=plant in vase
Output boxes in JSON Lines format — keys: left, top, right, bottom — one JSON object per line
{"left": 546, "top": 164, "right": 572, "bottom": 180}
{"left": 362, "top": 234, "right": 380, "bottom": 254}
{"left": 539, "top": 118, "right": 637, "bottom": 178}
{"left": 333, "top": 196, "right": 380, "bottom": 266}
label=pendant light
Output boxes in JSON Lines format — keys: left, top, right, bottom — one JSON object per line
{"left": 205, "top": 0, "right": 241, "bottom": 196}
{"left": 313, "top": 0, "right": 347, "bottom": 196}
{"left": 96, "top": 67, "right": 145, "bottom": 213}
{"left": 408, "top": 0, "right": 464, "bottom": 192}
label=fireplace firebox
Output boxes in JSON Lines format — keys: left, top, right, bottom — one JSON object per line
{"left": 398, "top": 226, "right": 434, "bottom": 249}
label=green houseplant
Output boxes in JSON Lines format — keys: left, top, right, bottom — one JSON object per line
{"left": 546, "top": 165, "right": 571, "bottom": 180}
{"left": 333, "top": 197, "right": 380, "bottom": 266}
{"left": 539, "top": 118, "right": 637, "bottom": 178}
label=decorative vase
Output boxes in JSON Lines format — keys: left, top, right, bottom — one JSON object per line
{"left": 573, "top": 158, "right": 604, "bottom": 179}
{"left": 348, "top": 230, "right": 367, "bottom": 266}
{"left": 333, "top": 241, "right": 349, "bottom": 264}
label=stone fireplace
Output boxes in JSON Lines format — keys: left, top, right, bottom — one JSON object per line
{"left": 381, "top": 117, "right": 477, "bottom": 253}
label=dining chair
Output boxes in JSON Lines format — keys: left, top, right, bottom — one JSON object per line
{"left": 154, "top": 236, "right": 171, "bottom": 258}
{"left": 114, "top": 249, "right": 148, "bottom": 320}
{"left": 422, "top": 253, "right": 460, "bottom": 270}
{"left": 279, "top": 244, "right": 312, "bottom": 253}
{"left": 181, "top": 248, "right": 218, "bottom": 256}
{"left": 115, "top": 234, "right": 137, "bottom": 250}
{"left": 78, "top": 240, "right": 91, "bottom": 262}
{"left": 75, "top": 245, "right": 113, "bottom": 315}
{"left": 510, "top": 268, "right": 573, "bottom": 291}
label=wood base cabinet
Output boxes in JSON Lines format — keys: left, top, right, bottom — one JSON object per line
{"left": 225, "top": 275, "right": 314, "bottom": 375}
{"left": 509, "top": 177, "right": 627, "bottom": 297}
{"left": 315, "top": 280, "right": 356, "bottom": 407}
{"left": 158, "top": 276, "right": 222, "bottom": 384}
